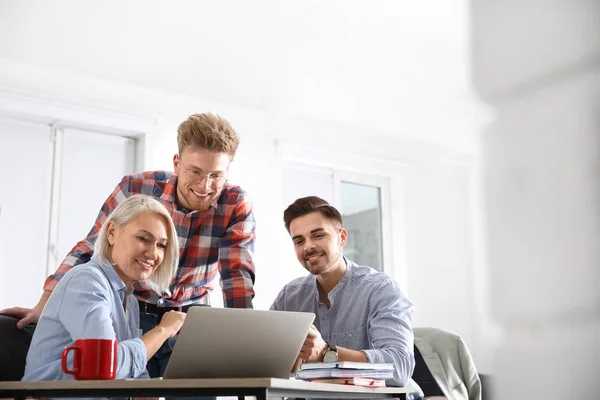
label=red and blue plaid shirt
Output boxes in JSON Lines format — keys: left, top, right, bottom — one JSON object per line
{"left": 44, "top": 171, "right": 256, "bottom": 308}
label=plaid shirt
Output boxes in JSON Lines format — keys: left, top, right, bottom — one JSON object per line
{"left": 44, "top": 171, "right": 256, "bottom": 308}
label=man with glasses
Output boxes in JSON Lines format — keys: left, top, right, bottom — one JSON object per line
{"left": 2, "top": 113, "right": 256, "bottom": 381}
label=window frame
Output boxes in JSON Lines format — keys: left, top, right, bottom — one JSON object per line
{"left": 334, "top": 170, "right": 391, "bottom": 273}
{"left": 45, "top": 126, "right": 138, "bottom": 276}
{"left": 277, "top": 141, "right": 408, "bottom": 277}
{"left": 46, "top": 123, "right": 140, "bottom": 276}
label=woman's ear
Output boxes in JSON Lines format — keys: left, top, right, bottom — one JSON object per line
{"left": 106, "top": 221, "right": 118, "bottom": 246}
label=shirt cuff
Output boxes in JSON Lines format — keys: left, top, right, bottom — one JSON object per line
{"left": 362, "top": 348, "right": 385, "bottom": 364}
{"left": 119, "top": 337, "right": 148, "bottom": 379}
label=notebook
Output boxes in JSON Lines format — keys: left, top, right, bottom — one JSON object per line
{"left": 310, "top": 377, "right": 387, "bottom": 387}
{"left": 163, "top": 307, "right": 315, "bottom": 379}
{"left": 295, "top": 361, "right": 395, "bottom": 380}
{"left": 295, "top": 368, "right": 395, "bottom": 380}
{"left": 300, "top": 361, "right": 394, "bottom": 370}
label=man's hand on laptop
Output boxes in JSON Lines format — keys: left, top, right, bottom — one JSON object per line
{"left": 299, "top": 325, "right": 328, "bottom": 362}
{"left": 291, "top": 357, "right": 303, "bottom": 373}
{"left": 158, "top": 310, "right": 187, "bottom": 337}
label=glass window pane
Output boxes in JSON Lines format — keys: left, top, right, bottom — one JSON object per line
{"left": 340, "top": 181, "right": 383, "bottom": 271}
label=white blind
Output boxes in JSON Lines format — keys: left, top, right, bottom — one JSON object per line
{"left": 0, "top": 118, "right": 53, "bottom": 308}
{"left": 52, "top": 128, "right": 136, "bottom": 273}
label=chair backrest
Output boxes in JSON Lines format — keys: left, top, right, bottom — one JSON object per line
{"left": 0, "top": 315, "right": 36, "bottom": 381}
{"left": 412, "top": 344, "right": 446, "bottom": 397}
{"left": 413, "top": 327, "right": 482, "bottom": 400}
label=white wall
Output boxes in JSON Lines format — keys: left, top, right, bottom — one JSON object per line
{"left": 0, "top": 0, "right": 478, "bottom": 153}
{"left": 472, "top": 2, "right": 600, "bottom": 397}
{"left": 405, "top": 164, "right": 473, "bottom": 337}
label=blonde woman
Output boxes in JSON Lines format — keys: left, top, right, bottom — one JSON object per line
{"left": 23, "top": 194, "right": 185, "bottom": 381}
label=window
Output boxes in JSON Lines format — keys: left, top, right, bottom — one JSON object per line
{"left": 281, "top": 164, "right": 389, "bottom": 272}
{"left": 0, "top": 118, "right": 54, "bottom": 308}
{"left": 49, "top": 127, "right": 137, "bottom": 274}
{"left": 0, "top": 117, "right": 137, "bottom": 308}
{"left": 340, "top": 181, "right": 383, "bottom": 271}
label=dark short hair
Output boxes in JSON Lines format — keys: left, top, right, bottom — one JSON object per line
{"left": 283, "top": 196, "right": 343, "bottom": 232}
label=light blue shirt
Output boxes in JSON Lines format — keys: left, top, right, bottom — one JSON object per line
{"left": 23, "top": 254, "right": 148, "bottom": 383}
{"left": 271, "top": 258, "right": 417, "bottom": 388}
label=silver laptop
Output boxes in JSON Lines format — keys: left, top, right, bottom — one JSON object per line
{"left": 163, "top": 306, "right": 315, "bottom": 379}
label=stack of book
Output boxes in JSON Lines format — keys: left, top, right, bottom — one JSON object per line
{"left": 295, "top": 361, "right": 395, "bottom": 388}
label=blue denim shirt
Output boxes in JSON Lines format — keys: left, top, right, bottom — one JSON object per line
{"left": 23, "top": 254, "right": 148, "bottom": 384}
{"left": 271, "top": 258, "right": 421, "bottom": 396}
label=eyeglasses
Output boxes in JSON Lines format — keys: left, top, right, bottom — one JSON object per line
{"left": 178, "top": 158, "right": 228, "bottom": 188}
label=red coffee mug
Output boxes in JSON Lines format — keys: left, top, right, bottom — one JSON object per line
{"left": 61, "top": 338, "right": 118, "bottom": 380}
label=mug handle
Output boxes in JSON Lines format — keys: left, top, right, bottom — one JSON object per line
{"left": 61, "top": 346, "right": 80, "bottom": 375}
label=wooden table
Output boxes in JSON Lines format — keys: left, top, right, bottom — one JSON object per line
{"left": 0, "top": 377, "right": 414, "bottom": 399}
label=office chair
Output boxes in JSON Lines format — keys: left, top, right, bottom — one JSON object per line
{"left": 412, "top": 344, "right": 447, "bottom": 398}
{"left": 412, "top": 327, "right": 482, "bottom": 400}
{"left": 0, "top": 314, "right": 36, "bottom": 381}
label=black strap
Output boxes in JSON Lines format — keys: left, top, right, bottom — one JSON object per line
{"left": 138, "top": 299, "right": 210, "bottom": 315}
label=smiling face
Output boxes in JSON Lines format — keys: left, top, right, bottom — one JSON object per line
{"left": 290, "top": 211, "right": 348, "bottom": 277}
{"left": 173, "top": 146, "right": 231, "bottom": 212}
{"left": 106, "top": 211, "right": 169, "bottom": 285}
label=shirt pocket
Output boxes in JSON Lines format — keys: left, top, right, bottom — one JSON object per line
{"left": 331, "top": 325, "right": 368, "bottom": 349}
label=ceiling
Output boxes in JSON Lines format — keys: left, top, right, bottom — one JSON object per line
{"left": 0, "top": 0, "right": 485, "bottom": 152}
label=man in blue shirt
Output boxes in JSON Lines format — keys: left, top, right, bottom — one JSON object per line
{"left": 271, "top": 196, "right": 416, "bottom": 388}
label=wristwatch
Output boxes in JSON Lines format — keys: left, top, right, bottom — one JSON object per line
{"left": 323, "top": 343, "right": 338, "bottom": 363}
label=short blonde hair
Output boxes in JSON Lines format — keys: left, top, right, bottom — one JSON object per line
{"left": 95, "top": 195, "right": 179, "bottom": 294}
{"left": 177, "top": 112, "right": 240, "bottom": 158}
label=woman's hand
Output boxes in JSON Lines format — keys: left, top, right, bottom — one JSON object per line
{"left": 158, "top": 310, "right": 186, "bottom": 338}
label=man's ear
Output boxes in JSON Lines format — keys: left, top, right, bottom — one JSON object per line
{"left": 339, "top": 227, "right": 348, "bottom": 246}
{"left": 173, "top": 154, "right": 180, "bottom": 174}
